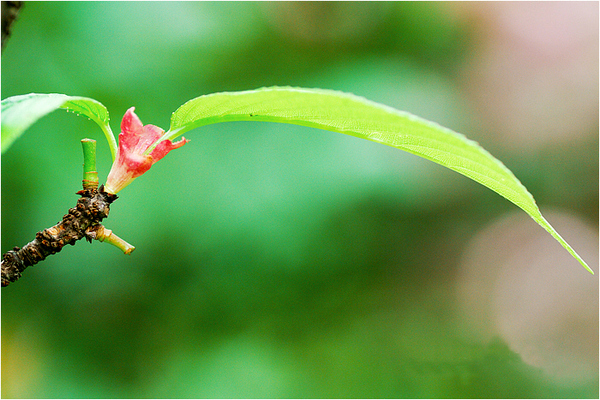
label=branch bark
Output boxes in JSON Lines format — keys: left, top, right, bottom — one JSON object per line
{"left": 1, "top": 186, "right": 118, "bottom": 287}
{"left": 1, "top": 1, "right": 23, "bottom": 52}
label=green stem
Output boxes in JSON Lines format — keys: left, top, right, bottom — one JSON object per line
{"left": 101, "top": 124, "right": 118, "bottom": 161}
{"left": 86, "top": 225, "right": 135, "bottom": 254}
{"left": 144, "top": 128, "right": 181, "bottom": 155}
{"left": 81, "top": 139, "right": 99, "bottom": 190}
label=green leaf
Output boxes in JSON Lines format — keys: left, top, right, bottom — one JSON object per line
{"left": 1, "top": 93, "right": 117, "bottom": 160}
{"left": 166, "top": 87, "right": 593, "bottom": 274}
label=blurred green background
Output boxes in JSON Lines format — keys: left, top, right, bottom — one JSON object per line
{"left": 2, "top": 2, "right": 598, "bottom": 398}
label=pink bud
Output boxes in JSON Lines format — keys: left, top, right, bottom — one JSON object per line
{"left": 105, "top": 107, "right": 188, "bottom": 194}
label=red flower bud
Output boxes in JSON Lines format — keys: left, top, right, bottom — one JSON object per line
{"left": 105, "top": 107, "right": 188, "bottom": 194}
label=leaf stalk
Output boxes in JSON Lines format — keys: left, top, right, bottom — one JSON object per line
{"left": 85, "top": 225, "right": 135, "bottom": 255}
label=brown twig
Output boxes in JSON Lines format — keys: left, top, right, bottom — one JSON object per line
{"left": 1, "top": 1, "right": 23, "bottom": 52}
{"left": 1, "top": 186, "right": 118, "bottom": 287}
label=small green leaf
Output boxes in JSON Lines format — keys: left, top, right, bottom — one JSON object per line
{"left": 165, "top": 87, "right": 593, "bottom": 274}
{"left": 1, "top": 93, "right": 117, "bottom": 160}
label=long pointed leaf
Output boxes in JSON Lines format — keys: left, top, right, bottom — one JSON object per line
{"left": 166, "top": 87, "right": 593, "bottom": 274}
{"left": 1, "top": 93, "right": 117, "bottom": 159}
